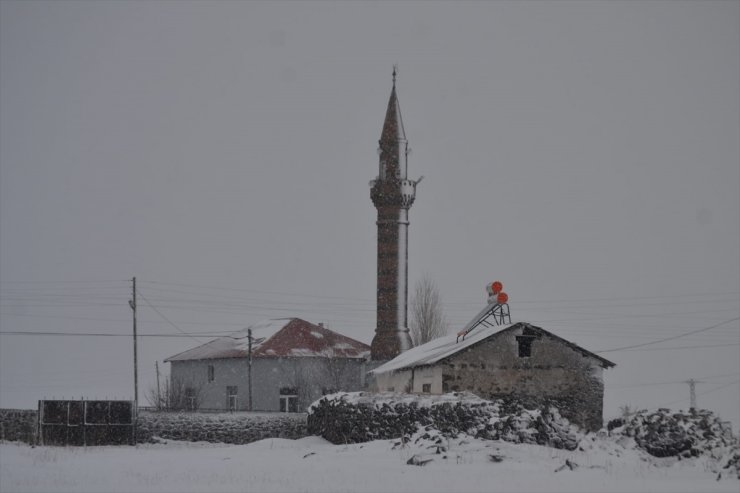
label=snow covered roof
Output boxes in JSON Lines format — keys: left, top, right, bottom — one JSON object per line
{"left": 165, "top": 318, "right": 370, "bottom": 362}
{"left": 370, "top": 322, "right": 615, "bottom": 374}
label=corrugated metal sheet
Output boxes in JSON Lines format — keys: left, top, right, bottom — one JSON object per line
{"left": 371, "top": 322, "right": 615, "bottom": 374}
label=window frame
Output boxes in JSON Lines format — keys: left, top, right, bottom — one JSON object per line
{"left": 227, "top": 386, "right": 238, "bottom": 411}
{"left": 279, "top": 387, "right": 299, "bottom": 413}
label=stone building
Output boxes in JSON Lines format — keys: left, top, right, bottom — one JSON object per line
{"left": 370, "top": 321, "right": 615, "bottom": 431}
{"left": 165, "top": 318, "right": 370, "bottom": 412}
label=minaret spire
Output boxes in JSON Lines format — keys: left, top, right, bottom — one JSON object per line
{"left": 370, "top": 69, "right": 418, "bottom": 361}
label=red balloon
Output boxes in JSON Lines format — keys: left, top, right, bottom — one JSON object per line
{"left": 491, "top": 281, "right": 503, "bottom": 295}
{"left": 497, "top": 292, "right": 508, "bottom": 304}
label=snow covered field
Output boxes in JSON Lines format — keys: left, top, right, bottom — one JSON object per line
{"left": 1, "top": 435, "right": 737, "bottom": 493}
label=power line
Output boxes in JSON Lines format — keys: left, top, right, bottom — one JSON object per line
{"left": 655, "top": 380, "right": 740, "bottom": 409}
{"left": 610, "top": 372, "right": 740, "bottom": 389}
{"left": 140, "top": 280, "right": 740, "bottom": 307}
{"left": 140, "top": 280, "right": 374, "bottom": 303}
{"left": 617, "top": 343, "right": 740, "bottom": 352}
{"left": 0, "top": 279, "right": 129, "bottom": 284}
{"left": 0, "top": 331, "right": 228, "bottom": 338}
{"left": 137, "top": 290, "right": 207, "bottom": 343}
{"left": 0, "top": 312, "right": 249, "bottom": 327}
{"left": 594, "top": 317, "right": 740, "bottom": 353}
{"left": 446, "top": 291, "right": 740, "bottom": 306}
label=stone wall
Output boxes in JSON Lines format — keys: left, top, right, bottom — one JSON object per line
{"left": 440, "top": 329, "right": 606, "bottom": 431}
{"left": 0, "top": 409, "right": 37, "bottom": 444}
{"left": 0, "top": 409, "right": 307, "bottom": 445}
{"left": 136, "top": 411, "right": 308, "bottom": 444}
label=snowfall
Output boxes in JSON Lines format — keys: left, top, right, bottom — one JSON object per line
{"left": 1, "top": 433, "right": 738, "bottom": 493}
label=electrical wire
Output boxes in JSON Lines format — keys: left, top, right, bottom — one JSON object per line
{"left": 594, "top": 317, "right": 740, "bottom": 353}
{"left": 136, "top": 290, "right": 209, "bottom": 343}
{"left": 0, "top": 331, "right": 229, "bottom": 338}
{"left": 655, "top": 380, "right": 740, "bottom": 409}
{"left": 610, "top": 372, "right": 740, "bottom": 390}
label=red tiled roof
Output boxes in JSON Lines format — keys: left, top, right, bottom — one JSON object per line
{"left": 165, "top": 318, "right": 370, "bottom": 362}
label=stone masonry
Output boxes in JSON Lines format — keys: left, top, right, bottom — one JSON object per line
{"left": 0, "top": 409, "right": 307, "bottom": 445}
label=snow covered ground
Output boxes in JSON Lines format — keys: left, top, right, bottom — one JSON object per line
{"left": 1, "top": 434, "right": 737, "bottom": 493}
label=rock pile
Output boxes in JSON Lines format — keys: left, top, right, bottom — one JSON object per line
{"left": 307, "top": 392, "right": 582, "bottom": 450}
{"left": 608, "top": 408, "right": 739, "bottom": 478}
{"left": 608, "top": 408, "right": 736, "bottom": 458}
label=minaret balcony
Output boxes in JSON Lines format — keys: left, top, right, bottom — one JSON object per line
{"left": 370, "top": 178, "right": 417, "bottom": 208}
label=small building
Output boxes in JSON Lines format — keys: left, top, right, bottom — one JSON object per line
{"left": 165, "top": 318, "right": 370, "bottom": 412}
{"left": 370, "top": 321, "right": 615, "bottom": 431}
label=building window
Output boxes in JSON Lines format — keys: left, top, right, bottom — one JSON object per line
{"left": 387, "top": 387, "right": 395, "bottom": 392}
{"left": 279, "top": 387, "right": 299, "bottom": 413}
{"left": 516, "top": 336, "right": 535, "bottom": 358}
{"left": 227, "top": 386, "right": 238, "bottom": 411}
{"left": 422, "top": 383, "right": 431, "bottom": 393}
{"left": 185, "top": 387, "right": 196, "bottom": 411}
{"left": 207, "top": 365, "right": 215, "bottom": 383}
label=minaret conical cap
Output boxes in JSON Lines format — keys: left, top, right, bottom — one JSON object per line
{"left": 380, "top": 67, "right": 406, "bottom": 143}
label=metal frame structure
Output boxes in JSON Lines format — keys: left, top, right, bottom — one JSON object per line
{"left": 456, "top": 302, "right": 511, "bottom": 343}
{"left": 38, "top": 399, "right": 134, "bottom": 446}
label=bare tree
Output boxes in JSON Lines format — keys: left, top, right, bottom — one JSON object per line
{"left": 145, "top": 377, "right": 203, "bottom": 411}
{"left": 409, "top": 274, "right": 448, "bottom": 346}
{"left": 619, "top": 404, "right": 634, "bottom": 420}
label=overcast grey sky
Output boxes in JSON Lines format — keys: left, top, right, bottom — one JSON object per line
{"left": 1, "top": 1, "right": 738, "bottom": 429}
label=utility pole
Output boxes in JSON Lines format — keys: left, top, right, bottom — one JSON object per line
{"left": 155, "top": 361, "right": 161, "bottom": 411}
{"left": 128, "top": 277, "right": 138, "bottom": 442}
{"left": 684, "top": 378, "right": 702, "bottom": 411}
{"left": 248, "top": 328, "right": 253, "bottom": 411}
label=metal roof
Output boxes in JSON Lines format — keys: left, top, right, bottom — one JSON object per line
{"left": 371, "top": 322, "right": 616, "bottom": 374}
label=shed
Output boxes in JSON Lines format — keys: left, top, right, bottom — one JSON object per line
{"left": 370, "top": 321, "right": 615, "bottom": 431}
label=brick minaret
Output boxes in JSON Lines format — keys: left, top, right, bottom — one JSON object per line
{"left": 370, "top": 68, "right": 418, "bottom": 360}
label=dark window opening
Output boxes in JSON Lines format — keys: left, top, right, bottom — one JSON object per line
{"left": 522, "top": 327, "right": 538, "bottom": 337}
{"left": 422, "top": 383, "right": 431, "bottom": 393}
{"left": 516, "top": 336, "right": 535, "bottom": 358}
{"left": 207, "top": 365, "right": 215, "bottom": 383}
